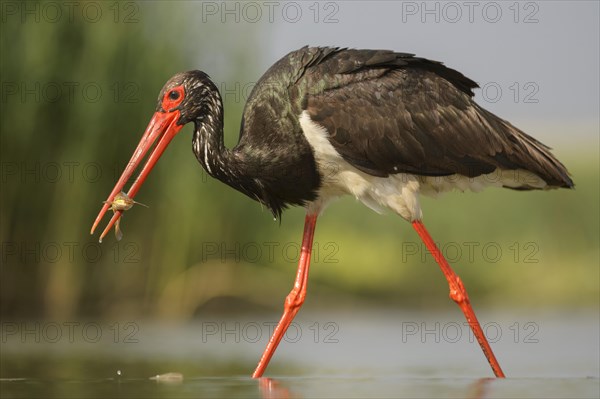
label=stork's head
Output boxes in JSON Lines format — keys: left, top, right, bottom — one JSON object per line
{"left": 90, "top": 71, "right": 220, "bottom": 241}
{"left": 155, "top": 71, "right": 222, "bottom": 126}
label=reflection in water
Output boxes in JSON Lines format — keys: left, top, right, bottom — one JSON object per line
{"left": 1, "top": 375, "right": 598, "bottom": 398}
{"left": 259, "top": 377, "right": 293, "bottom": 399}
{"left": 258, "top": 376, "right": 494, "bottom": 399}
{"left": 150, "top": 372, "right": 184, "bottom": 384}
{"left": 468, "top": 378, "right": 493, "bottom": 399}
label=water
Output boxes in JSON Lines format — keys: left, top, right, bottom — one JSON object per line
{"left": 2, "top": 309, "right": 598, "bottom": 398}
{"left": 3, "top": 376, "right": 597, "bottom": 398}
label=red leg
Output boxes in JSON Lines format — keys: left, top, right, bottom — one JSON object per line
{"left": 252, "top": 214, "right": 318, "bottom": 378}
{"left": 412, "top": 220, "right": 506, "bottom": 378}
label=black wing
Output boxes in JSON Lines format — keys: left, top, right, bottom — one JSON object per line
{"left": 299, "top": 48, "right": 573, "bottom": 189}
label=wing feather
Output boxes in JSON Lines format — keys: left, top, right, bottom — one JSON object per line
{"left": 297, "top": 48, "right": 572, "bottom": 188}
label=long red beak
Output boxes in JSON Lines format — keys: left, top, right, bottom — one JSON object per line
{"left": 91, "top": 110, "right": 183, "bottom": 242}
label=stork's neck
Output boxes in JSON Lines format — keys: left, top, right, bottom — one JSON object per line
{"left": 191, "top": 91, "right": 229, "bottom": 179}
{"left": 191, "top": 90, "right": 268, "bottom": 210}
{"left": 190, "top": 84, "right": 321, "bottom": 219}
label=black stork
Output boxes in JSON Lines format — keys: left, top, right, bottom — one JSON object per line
{"left": 91, "top": 46, "right": 574, "bottom": 378}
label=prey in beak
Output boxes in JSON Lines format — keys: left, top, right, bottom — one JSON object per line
{"left": 101, "top": 192, "right": 148, "bottom": 242}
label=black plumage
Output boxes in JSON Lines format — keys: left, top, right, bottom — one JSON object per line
{"left": 159, "top": 46, "right": 573, "bottom": 218}
{"left": 296, "top": 47, "right": 572, "bottom": 186}
{"left": 179, "top": 47, "right": 573, "bottom": 216}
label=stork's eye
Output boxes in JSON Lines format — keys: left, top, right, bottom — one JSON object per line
{"left": 161, "top": 85, "right": 185, "bottom": 111}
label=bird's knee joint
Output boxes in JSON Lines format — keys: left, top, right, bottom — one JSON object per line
{"left": 449, "top": 290, "right": 466, "bottom": 304}
{"left": 449, "top": 277, "right": 469, "bottom": 304}
{"left": 285, "top": 290, "right": 305, "bottom": 310}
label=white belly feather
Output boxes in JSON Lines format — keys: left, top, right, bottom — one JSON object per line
{"left": 299, "top": 111, "right": 547, "bottom": 221}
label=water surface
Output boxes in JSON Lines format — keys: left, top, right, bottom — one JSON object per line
{"left": 2, "top": 309, "right": 598, "bottom": 398}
